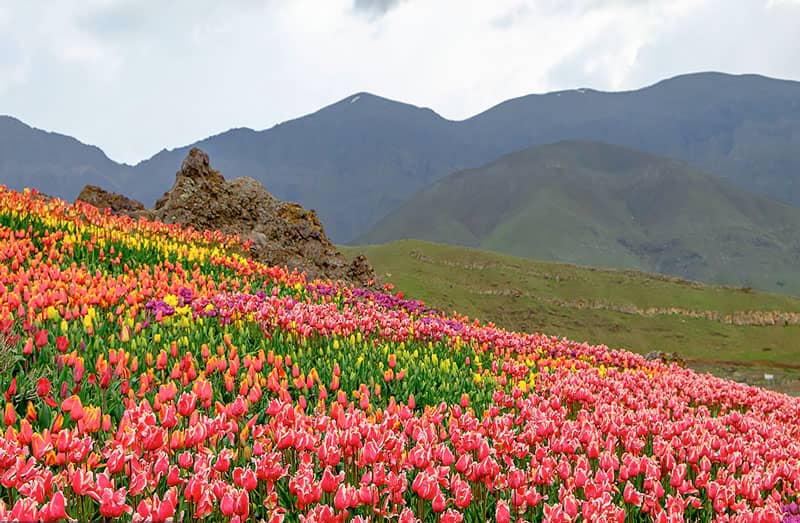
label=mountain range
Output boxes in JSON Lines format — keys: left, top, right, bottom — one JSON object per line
{"left": 357, "top": 141, "right": 800, "bottom": 295}
{"left": 0, "top": 115, "right": 125, "bottom": 201}
{"left": 2, "top": 72, "right": 800, "bottom": 244}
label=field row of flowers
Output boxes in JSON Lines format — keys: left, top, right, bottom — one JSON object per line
{"left": 0, "top": 186, "right": 799, "bottom": 522}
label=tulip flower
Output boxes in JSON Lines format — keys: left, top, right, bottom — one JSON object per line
{"left": 0, "top": 186, "right": 799, "bottom": 521}
{"left": 3, "top": 402, "right": 16, "bottom": 426}
{"left": 495, "top": 499, "right": 511, "bottom": 523}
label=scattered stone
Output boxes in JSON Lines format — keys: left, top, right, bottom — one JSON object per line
{"left": 644, "top": 351, "right": 687, "bottom": 367}
{"left": 347, "top": 255, "right": 376, "bottom": 286}
{"left": 30, "top": 189, "right": 54, "bottom": 202}
{"left": 76, "top": 185, "right": 152, "bottom": 219}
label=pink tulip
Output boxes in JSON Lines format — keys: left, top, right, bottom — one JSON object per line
{"left": 496, "top": 499, "right": 511, "bottom": 523}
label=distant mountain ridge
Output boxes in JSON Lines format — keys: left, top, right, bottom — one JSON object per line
{"left": 2, "top": 72, "right": 800, "bottom": 242}
{"left": 0, "top": 115, "right": 132, "bottom": 199}
{"left": 357, "top": 141, "right": 800, "bottom": 295}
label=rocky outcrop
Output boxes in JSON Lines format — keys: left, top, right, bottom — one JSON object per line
{"left": 347, "top": 255, "right": 375, "bottom": 286}
{"left": 644, "top": 351, "right": 686, "bottom": 368}
{"left": 76, "top": 185, "right": 152, "bottom": 219}
{"left": 151, "top": 148, "right": 375, "bottom": 286}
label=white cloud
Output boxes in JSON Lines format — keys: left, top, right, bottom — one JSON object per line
{"left": 1, "top": 0, "right": 798, "bottom": 164}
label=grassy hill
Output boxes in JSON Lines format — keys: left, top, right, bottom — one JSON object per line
{"left": 344, "top": 240, "right": 800, "bottom": 393}
{"left": 356, "top": 141, "right": 800, "bottom": 295}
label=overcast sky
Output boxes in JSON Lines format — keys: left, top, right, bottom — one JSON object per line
{"left": 2, "top": 0, "right": 799, "bottom": 164}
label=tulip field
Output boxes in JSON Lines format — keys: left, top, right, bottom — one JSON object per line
{"left": 0, "top": 186, "right": 799, "bottom": 522}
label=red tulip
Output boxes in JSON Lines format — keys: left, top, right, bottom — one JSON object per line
{"left": 176, "top": 391, "right": 197, "bottom": 417}
{"left": 4, "top": 377, "right": 16, "bottom": 402}
{"left": 55, "top": 335, "right": 69, "bottom": 353}
{"left": 411, "top": 472, "right": 437, "bottom": 501}
{"left": 440, "top": 509, "right": 464, "bottom": 523}
{"left": 334, "top": 484, "right": 353, "bottom": 511}
{"left": 4, "top": 402, "right": 16, "bottom": 426}
{"left": 563, "top": 493, "right": 579, "bottom": 519}
{"left": 10, "top": 498, "right": 39, "bottom": 522}
{"left": 496, "top": 499, "right": 511, "bottom": 523}
{"left": 40, "top": 491, "right": 67, "bottom": 522}
{"left": 36, "top": 378, "right": 51, "bottom": 398}
{"left": 34, "top": 329, "right": 48, "bottom": 349}
{"left": 624, "top": 481, "right": 644, "bottom": 506}
{"left": 452, "top": 479, "right": 472, "bottom": 509}
{"left": 321, "top": 466, "right": 343, "bottom": 493}
{"left": 233, "top": 467, "right": 258, "bottom": 491}
{"left": 235, "top": 490, "right": 249, "bottom": 518}
{"left": 99, "top": 487, "right": 131, "bottom": 518}
{"left": 214, "top": 450, "right": 233, "bottom": 473}
{"left": 220, "top": 492, "right": 236, "bottom": 517}
{"left": 432, "top": 489, "right": 447, "bottom": 512}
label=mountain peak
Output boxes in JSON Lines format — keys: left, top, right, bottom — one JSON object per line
{"left": 342, "top": 92, "right": 373, "bottom": 104}
{"left": 0, "top": 114, "right": 32, "bottom": 131}
{"left": 644, "top": 71, "right": 800, "bottom": 92}
{"left": 318, "top": 92, "right": 444, "bottom": 120}
{"left": 335, "top": 91, "right": 393, "bottom": 104}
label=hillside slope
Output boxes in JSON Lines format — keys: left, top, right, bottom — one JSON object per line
{"left": 344, "top": 240, "right": 800, "bottom": 392}
{"left": 357, "top": 141, "right": 800, "bottom": 295}
{"left": 3, "top": 186, "right": 800, "bottom": 519}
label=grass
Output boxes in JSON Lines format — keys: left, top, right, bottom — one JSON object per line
{"left": 343, "top": 240, "right": 800, "bottom": 393}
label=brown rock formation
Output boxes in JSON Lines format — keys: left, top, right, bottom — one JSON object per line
{"left": 76, "top": 185, "right": 152, "bottom": 219}
{"left": 151, "top": 148, "right": 375, "bottom": 286}
{"left": 644, "top": 351, "right": 687, "bottom": 368}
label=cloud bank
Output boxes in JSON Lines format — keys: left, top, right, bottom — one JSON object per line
{"left": 1, "top": 0, "right": 798, "bottom": 163}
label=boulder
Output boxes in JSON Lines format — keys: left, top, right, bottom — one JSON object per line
{"left": 152, "top": 148, "right": 375, "bottom": 286}
{"left": 76, "top": 185, "right": 152, "bottom": 219}
{"left": 644, "top": 351, "right": 687, "bottom": 368}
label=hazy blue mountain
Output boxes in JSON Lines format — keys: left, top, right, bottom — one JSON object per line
{"left": 0, "top": 116, "right": 130, "bottom": 200}
{"left": 357, "top": 141, "right": 800, "bottom": 295}
{"left": 2, "top": 72, "right": 799, "bottom": 242}
{"left": 461, "top": 73, "right": 800, "bottom": 204}
{"left": 130, "top": 93, "right": 482, "bottom": 241}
